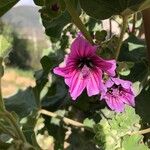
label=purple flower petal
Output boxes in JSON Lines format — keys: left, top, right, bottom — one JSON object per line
{"left": 111, "top": 78, "right": 132, "bottom": 89}
{"left": 120, "top": 89, "right": 135, "bottom": 106}
{"left": 70, "top": 35, "right": 97, "bottom": 58}
{"left": 93, "top": 56, "right": 116, "bottom": 76}
{"left": 68, "top": 71, "right": 86, "bottom": 100}
{"left": 105, "top": 96, "right": 125, "bottom": 112}
{"left": 86, "top": 68, "right": 102, "bottom": 96}
{"left": 101, "top": 77, "right": 135, "bottom": 112}
{"left": 53, "top": 34, "right": 117, "bottom": 100}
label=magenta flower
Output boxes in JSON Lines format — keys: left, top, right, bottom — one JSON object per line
{"left": 53, "top": 34, "right": 116, "bottom": 100}
{"left": 101, "top": 77, "right": 135, "bottom": 112}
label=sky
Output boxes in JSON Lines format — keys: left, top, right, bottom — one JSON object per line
{"left": 15, "top": 0, "right": 35, "bottom": 6}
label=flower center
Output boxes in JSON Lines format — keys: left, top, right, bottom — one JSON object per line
{"left": 108, "top": 84, "right": 122, "bottom": 96}
{"left": 77, "top": 57, "right": 94, "bottom": 69}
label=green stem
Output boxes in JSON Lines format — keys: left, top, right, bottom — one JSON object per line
{"left": 64, "top": 0, "right": 93, "bottom": 44}
{"left": 142, "top": 8, "right": 150, "bottom": 65}
{"left": 0, "top": 57, "right": 5, "bottom": 111}
{"left": 115, "top": 16, "right": 128, "bottom": 60}
{"left": 0, "top": 122, "right": 16, "bottom": 139}
{"left": 5, "top": 112, "right": 27, "bottom": 142}
{"left": 0, "top": 58, "right": 26, "bottom": 142}
{"left": 0, "top": 80, "right": 5, "bottom": 111}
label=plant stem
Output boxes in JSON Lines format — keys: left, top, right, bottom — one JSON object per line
{"left": 115, "top": 15, "right": 128, "bottom": 60}
{"left": 5, "top": 112, "right": 27, "bottom": 142}
{"left": 0, "top": 57, "right": 5, "bottom": 111}
{"left": 142, "top": 8, "right": 150, "bottom": 65}
{"left": 131, "top": 128, "right": 150, "bottom": 135}
{"left": 39, "top": 109, "right": 84, "bottom": 127}
{"left": 109, "top": 18, "right": 112, "bottom": 38}
{"left": 64, "top": 0, "right": 93, "bottom": 44}
{"left": 0, "top": 122, "right": 16, "bottom": 139}
{"left": 0, "top": 58, "right": 26, "bottom": 142}
{"left": 132, "top": 13, "right": 136, "bottom": 34}
{"left": 0, "top": 80, "right": 5, "bottom": 111}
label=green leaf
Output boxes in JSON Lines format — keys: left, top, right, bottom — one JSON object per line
{"left": 110, "top": 106, "right": 140, "bottom": 133}
{"left": 51, "top": 109, "right": 66, "bottom": 126}
{"left": 122, "top": 135, "right": 149, "bottom": 150}
{"left": 0, "top": 0, "right": 20, "bottom": 17}
{"left": 41, "top": 11, "right": 71, "bottom": 38}
{"left": 4, "top": 88, "right": 37, "bottom": 118}
{"left": 33, "top": 0, "right": 44, "bottom": 6}
{"left": 119, "top": 35, "right": 149, "bottom": 95}
{"left": 0, "top": 35, "right": 12, "bottom": 57}
{"left": 83, "top": 118, "right": 96, "bottom": 129}
{"left": 94, "top": 106, "right": 142, "bottom": 150}
{"left": 41, "top": 77, "right": 69, "bottom": 111}
{"left": 40, "top": 56, "right": 55, "bottom": 73}
{"left": 119, "top": 34, "right": 146, "bottom": 62}
{"left": 67, "top": 128, "right": 96, "bottom": 150}
{"left": 79, "top": 0, "right": 150, "bottom": 20}
{"left": 136, "top": 85, "right": 150, "bottom": 123}
{"left": 21, "top": 110, "right": 39, "bottom": 145}
{"left": 95, "top": 30, "right": 107, "bottom": 42}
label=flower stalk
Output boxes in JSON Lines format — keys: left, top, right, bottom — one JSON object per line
{"left": 64, "top": 0, "right": 93, "bottom": 44}
{"left": 142, "top": 8, "right": 150, "bottom": 65}
{"left": 0, "top": 58, "right": 26, "bottom": 143}
{"left": 115, "top": 15, "right": 128, "bottom": 60}
{"left": 0, "top": 57, "right": 5, "bottom": 111}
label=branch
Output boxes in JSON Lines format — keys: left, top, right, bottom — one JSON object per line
{"left": 39, "top": 110, "right": 150, "bottom": 136}
{"left": 131, "top": 128, "right": 150, "bottom": 135}
{"left": 64, "top": 0, "right": 93, "bottom": 44}
{"left": 39, "top": 109, "right": 84, "bottom": 127}
{"left": 115, "top": 15, "right": 128, "bottom": 60}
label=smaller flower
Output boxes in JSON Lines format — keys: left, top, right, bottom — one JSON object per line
{"left": 101, "top": 77, "right": 135, "bottom": 112}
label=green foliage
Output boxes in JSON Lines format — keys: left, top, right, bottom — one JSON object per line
{"left": 83, "top": 118, "right": 96, "bottom": 129}
{"left": 119, "top": 34, "right": 146, "bottom": 62}
{"left": 33, "top": 0, "right": 44, "bottom": 6}
{"left": 35, "top": 0, "right": 80, "bottom": 38}
{"left": 41, "top": 11, "right": 71, "bottom": 38}
{"left": 122, "top": 135, "right": 149, "bottom": 150}
{"left": 35, "top": 0, "right": 70, "bottom": 38}
{"left": 4, "top": 88, "right": 37, "bottom": 118}
{"left": 0, "top": 0, "right": 20, "bottom": 17}
{"left": 0, "top": 0, "right": 150, "bottom": 149}
{"left": 95, "top": 30, "right": 107, "bottom": 42}
{"left": 0, "top": 35, "right": 11, "bottom": 57}
{"left": 94, "top": 106, "right": 147, "bottom": 150}
{"left": 136, "top": 83, "right": 150, "bottom": 123}
{"left": 79, "top": 0, "right": 150, "bottom": 20}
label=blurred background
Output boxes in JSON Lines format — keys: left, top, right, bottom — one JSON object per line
{"left": 0, "top": 0, "right": 51, "bottom": 97}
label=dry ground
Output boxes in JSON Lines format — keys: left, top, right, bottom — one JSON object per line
{"left": 1, "top": 68, "right": 35, "bottom": 97}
